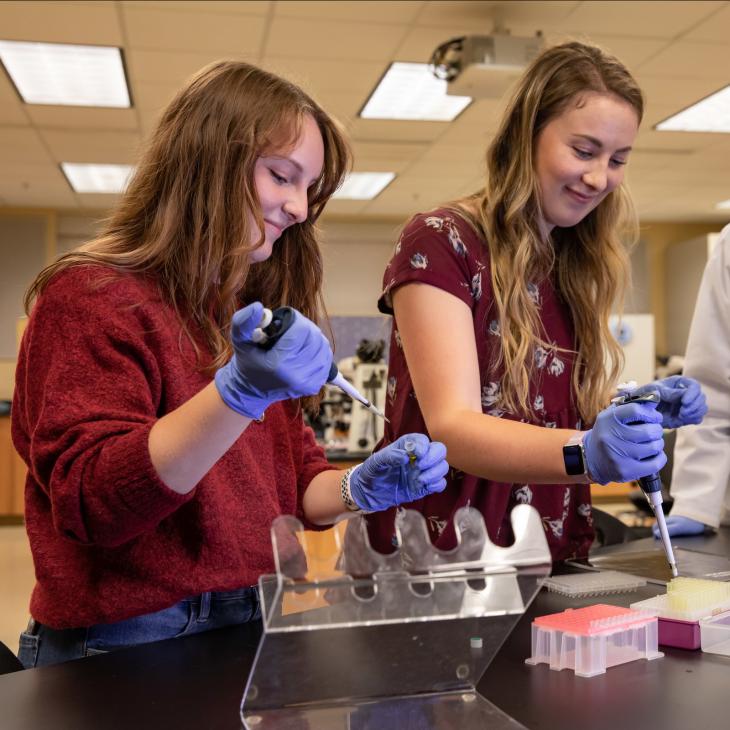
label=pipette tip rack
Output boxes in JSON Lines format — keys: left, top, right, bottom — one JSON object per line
{"left": 631, "top": 576, "right": 730, "bottom": 649}
{"left": 525, "top": 604, "right": 662, "bottom": 677}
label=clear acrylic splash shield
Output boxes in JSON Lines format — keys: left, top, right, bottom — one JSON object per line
{"left": 241, "top": 504, "right": 551, "bottom": 729}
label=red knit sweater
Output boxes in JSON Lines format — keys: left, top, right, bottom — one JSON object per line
{"left": 12, "top": 265, "right": 335, "bottom": 629}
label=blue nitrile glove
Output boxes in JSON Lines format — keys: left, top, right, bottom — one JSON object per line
{"left": 653, "top": 514, "right": 706, "bottom": 538}
{"left": 582, "top": 400, "right": 667, "bottom": 485}
{"left": 349, "top": 434, "right": 448, "bottom": 512}
{"left": 214, "top": 301, "right": 332, "bottom": 420}
{"left": 628, "top": 376, "right": 707, "bottom": 429}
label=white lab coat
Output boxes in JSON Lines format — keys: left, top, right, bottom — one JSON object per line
{"left": 670, "top": 224, "right": 730, "bottom": 527}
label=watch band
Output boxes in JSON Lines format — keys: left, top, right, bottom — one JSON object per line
{"left": 563, "top": 433, "right": 592, "bottom": 483}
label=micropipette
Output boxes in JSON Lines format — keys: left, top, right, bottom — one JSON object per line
{"left": 252, "top": 306, "right": 389, "bottom": 422}
{"left": 614, "top": 388, "right": 678, "bottom": 578}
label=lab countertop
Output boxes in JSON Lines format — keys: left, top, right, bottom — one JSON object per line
{"left": 0, "top": 530, "right": 728, "bottom": 730}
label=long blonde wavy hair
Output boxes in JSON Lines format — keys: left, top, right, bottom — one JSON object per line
{"left": 25, "top": 61, "right": 351, "bottom": 410}
{"left": 454, "top": 41, "right": 643, "bottom": 423}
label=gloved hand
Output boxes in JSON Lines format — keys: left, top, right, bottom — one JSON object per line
{"left": 653, "top": 514, "right": 706, "bottom": 538}
{"left": 582, "top": 400, "right": 667, "bottom": 485}
{"left": 348, "top": 434, "right": 448, "bottom": 512}
{"left": 627, "top": 376, "right": 707, "bottom": 429}
{"left": 214, "top": 301, "right": 332, "bottom": 420}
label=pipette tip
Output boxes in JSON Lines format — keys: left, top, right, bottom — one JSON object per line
{"left": 366, "top": 403, "right": 389, "bottom": 422}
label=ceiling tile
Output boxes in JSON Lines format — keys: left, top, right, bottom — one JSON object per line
{"left": 349, "top": 118, "right": 446, "bottom": 143}
{"left": 131, "top": 81, "right": 181, "bottom": 114}
{"left": 126, "top": 49, "right": 253, "bottom": 85}
{"left": 275, "top": 1, "right": 422, "bottom": 23}
{"left": 24, "top": 106, "right": 139, "bottom": 131}
{"left": 264, "top": 17, "right": 406, "bottom": 61}
{"left": 122, "top": 5, "right": 266, "bottom": 54}
{"left": 0, "top": 1, "right": 122, "bottom": 45}
{"left": 638, "top": 40, "right": 730, "bottom": 79}
{"left": 0, "top": 73, "right": 27, "bottom": 125}
{"left": 562, "top": 1, "right": 724, "bottom": 39}
{"left": 260, "top": 57, "right": 385, "bottom": 96}
{"left": 40, "top": 129, "right": 142, "bottom": 164}
{"left": 122, "top": 1, "right": 271, "bottom": 14}
{"left": 567, "top": 34, "right": 668, "bottom": 71}
{"left": 0, "top": 161, "right": 77, "bottom": 207}
{"left": 683, "top": 3, "right": 730, "bottom": 42}
{"left": 307, "top": 91, "right": 370, "bottom": 124}
{"left": 416, "top": 1, "right": 578, "bottom": 27}
{"left": 638, "top": 76, "right": 728, "bottom": 116}
{"left": 0, "top": 127, "right": 52, "bottom": 164}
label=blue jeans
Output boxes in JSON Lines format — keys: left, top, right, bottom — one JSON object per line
{"left": 18, "top": 587, "right": 260, "bottom": 668}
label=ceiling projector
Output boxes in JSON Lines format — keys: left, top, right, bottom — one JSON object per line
{"left": 430, "top": 32, "right": 544, "bottom": 98}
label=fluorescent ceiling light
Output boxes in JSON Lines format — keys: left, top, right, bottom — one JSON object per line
{"left": 360, "top": 62, "right": 471, "bottom": 121}
{"left": 61, "top": 163, "right": 134, "bottom": 194}
{"left": 715, "top": 199, "right": 730, "bottom": 210}
{"left": 0, "top": 40, "right": 130, "bottom": 107}
{"left": 333, "top": 172, "right": 396, "bottom": 200}
{"left": 656, "top": 84, "right": 730, "bottom": 133}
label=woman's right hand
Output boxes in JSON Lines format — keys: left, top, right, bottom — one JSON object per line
{"left": 582, "top": 400, "right": 667, "bottom": 485}
{"left": 214, "top": 301, "right": 332, "bottom": 419}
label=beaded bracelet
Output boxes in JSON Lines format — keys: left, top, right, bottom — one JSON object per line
{"left": 340, "top": 466, "right": 363, "bottom": 513}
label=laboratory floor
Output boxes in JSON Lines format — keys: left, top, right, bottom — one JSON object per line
{"left": 0, "top": 526, "right": 33, "bottom": 654}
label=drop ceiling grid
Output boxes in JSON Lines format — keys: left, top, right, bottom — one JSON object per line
{"left": 0, "top": 1, "right": 726, "bottom": 221}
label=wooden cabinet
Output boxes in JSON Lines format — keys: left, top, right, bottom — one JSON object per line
{"left": 0, "top": 417, "right": 25, "bottom": 516}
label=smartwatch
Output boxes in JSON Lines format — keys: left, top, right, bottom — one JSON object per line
{"left": 563, "top": 433, "right": 591, "bottom": 482}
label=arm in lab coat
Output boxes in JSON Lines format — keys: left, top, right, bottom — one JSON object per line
{"left": 670, "top": 225, "right": 730, "bottom": 528}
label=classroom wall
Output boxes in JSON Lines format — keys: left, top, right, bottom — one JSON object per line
{"left": 639, "top": 221, "right": 725, "bottom": 356}
{"left": 0, "top": 211, "right": 55, "bottom": 399}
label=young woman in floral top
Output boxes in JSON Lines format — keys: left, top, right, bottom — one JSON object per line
{"left": 366, "top": 42, "right": 706, "bottom": 562}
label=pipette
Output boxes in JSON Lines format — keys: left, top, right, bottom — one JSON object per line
{"left": 614, "top": 388, "right": 678, "bottom": 578}
{"left": 252, "top": 306, "right": 389, "bottom": 422}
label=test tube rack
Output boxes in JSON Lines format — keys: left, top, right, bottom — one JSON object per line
{"left": 630, "top": 576, "right": 730, "bottom": 649}
{"left": 525, "top": 604, "right": 663, "bottom": 678}
{"left": 241, "top": 504, "right": 552, "bottom": 730}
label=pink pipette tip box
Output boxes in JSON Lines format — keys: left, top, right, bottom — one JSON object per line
{"left": 525, "top": 604, "right": 663, "bottom": 677}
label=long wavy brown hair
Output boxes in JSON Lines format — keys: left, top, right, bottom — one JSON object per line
{"left": 25, "top": 61, "right": 351, "bottom": 410}
{"left": 453, "top": 41, "right": 643, "bottom": 423}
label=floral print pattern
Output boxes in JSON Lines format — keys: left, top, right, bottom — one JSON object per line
{"left": 481, "top": 381, "right": 501, "bottom": 408}
{"left": 370, "top": 208, "right": 591, "bottom": 563}
{"left": 410, "top": 253, "right": 428, "bottom": 269}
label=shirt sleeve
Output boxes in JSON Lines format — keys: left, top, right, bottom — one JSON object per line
{"left": 12, "top": 270, "right": 192, "bottom": 547}
{"left": 378, "top": 211, "right": 487, "bottom": 315}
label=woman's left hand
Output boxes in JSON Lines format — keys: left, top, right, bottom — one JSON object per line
{"left": 348, "top": 434, "right": 448, "bottom": 512}
{"left": 630, "top": 375, "right": 707, "bottom": 429}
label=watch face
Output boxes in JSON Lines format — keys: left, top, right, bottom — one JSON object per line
{"left": 563, "top": 444, "right": 585, "bottom": 476}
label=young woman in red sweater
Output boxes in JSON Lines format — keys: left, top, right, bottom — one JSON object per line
{"left": 12, "top": 61, "right": 448, "bottom": 667}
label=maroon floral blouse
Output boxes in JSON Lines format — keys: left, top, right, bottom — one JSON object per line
{"left": 366, "top": 208, "right": 594, "bottom": 562}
